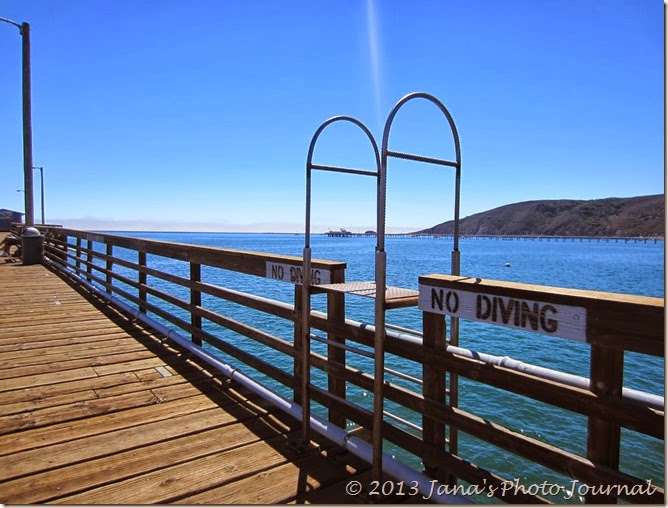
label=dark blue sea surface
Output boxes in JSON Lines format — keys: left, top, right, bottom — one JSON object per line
{"left": 109, "top": 232, "right": 664, "bottom": 502}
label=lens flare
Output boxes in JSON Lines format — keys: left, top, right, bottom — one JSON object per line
{"left": 366, "top": 0, "right": 383, "bottom": 133}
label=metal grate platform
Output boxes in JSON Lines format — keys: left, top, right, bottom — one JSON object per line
{"left": 316, "top": 281, "right": 419, "bottom": 309}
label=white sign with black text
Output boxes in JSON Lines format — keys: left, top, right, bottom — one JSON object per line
{"left": 265, "top": 262, "right": 331, "bottom": 286}
{"left": 418, "top": 284, "right": 587, "bottom": 341}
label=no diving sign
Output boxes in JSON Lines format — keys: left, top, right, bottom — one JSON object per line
{"left": 265, "top": 262, "right": 331, "bottom": 286}
{"left": 418, "top": 284, "right": 587, "bottom": 341}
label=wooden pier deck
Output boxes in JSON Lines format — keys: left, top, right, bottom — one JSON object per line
{"left": 0, "top": 261, "right": 387, "bottom": 504}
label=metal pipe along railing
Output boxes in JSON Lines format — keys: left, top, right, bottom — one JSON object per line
{"left": 45, "top": 257, "right": 469, "bottom": 504}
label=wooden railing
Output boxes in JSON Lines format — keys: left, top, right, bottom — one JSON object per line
{"left": 418, "top": 275, "right": 664, "bottom": 503}
{"left": 41, "top": 228, "right": 664, "bottom": 504}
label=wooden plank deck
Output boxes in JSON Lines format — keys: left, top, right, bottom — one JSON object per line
{"left": 0, "top": 261, "right": 405, "bottom": 504}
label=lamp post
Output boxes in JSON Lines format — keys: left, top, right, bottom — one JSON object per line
{"left": 0, "top": 17, "right": 35, "bottom": 228}
{"left": 33, "top": 166, "right": 44, "bottom": 224}
{"left": 16, "top": 189, "right": 25, "bottom": 222}
{"left": 1, "top": 17, "right": 42, "bottom": 265}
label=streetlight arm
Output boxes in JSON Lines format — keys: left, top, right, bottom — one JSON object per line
{"left": 0, "top": 16, "right": 22, "bottom": 31}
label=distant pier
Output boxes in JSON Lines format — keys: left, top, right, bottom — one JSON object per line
{"left": 324, "top": 228, "right": 375, "bottom": 237}
{"left": 325, "top": 231, "right": 662, "bottom": 243}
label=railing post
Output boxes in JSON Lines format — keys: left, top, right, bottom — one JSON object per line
{"left": 447, "top": 315, "right": 459, "bottom": 470}
{"left": 75, "top": 236, "right": 82, "bottom": 273}
{"left": 138, "top": 251, "right": 147, "bottom": 314}
{"left": 85, "top": 239, "right": 92, "bottom": 283}
{"left": 105, "top": 244, "right": 113, "bottom": 294}
{"left": 327, "top": 267, "right": 346, "bottom": 428}
{"left": 586, "top": 344, "right": 623, "bottom": 503}
{"left": 422, "top": 309, "right": 448, "bottom": 483}
{"left": 293, "top": 284, "right": 303, "bottom": 406}
{"left": 43, "top": 229, "right": 64, "bottom": 264}
{"left": 57, "top": 232, "right": 63, "bottom": 263}
{"left": 190, "top": 262, "right": 202, "bottom": 345}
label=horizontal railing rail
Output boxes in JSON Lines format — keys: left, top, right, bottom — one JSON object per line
{"left": 40, "top": 228, "right": 664, "bottom": 504}
{"left": 417, "top": 274, "right": 664, "bottom": 503}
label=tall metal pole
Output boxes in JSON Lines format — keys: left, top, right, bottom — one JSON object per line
{"left": 21, "top": 22, "right": 34, "bottom": 227}
{"left": 41, "top": 166, "right": 44, "bottom": 224}
{"left": 0, "top": 17, "right": 34, "bottom": 228}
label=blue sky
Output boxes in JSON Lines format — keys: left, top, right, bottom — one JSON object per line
{"left": 0, "top": 0, "right": 663, "bottom": 232}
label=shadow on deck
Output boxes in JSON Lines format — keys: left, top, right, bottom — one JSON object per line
{"left": 0, "top": 262, "right": 421, "bottom": 504}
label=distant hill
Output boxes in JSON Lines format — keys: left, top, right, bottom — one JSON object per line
{"left": 414, "top": 195, "right": 665, "bottom": 237}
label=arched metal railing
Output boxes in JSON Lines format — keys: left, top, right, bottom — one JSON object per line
{"left": 302, "top": 116, "right": 381, "bottom": 448}
{"left": 377, "top": 91, "right": 463, "bottom": 471}
{"left": 302, "top": 93, "right": 463, "bottom": 482}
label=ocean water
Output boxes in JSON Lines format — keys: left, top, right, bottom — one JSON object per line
{"left": 107, "top": 232, "right": 664, "bottom": 502}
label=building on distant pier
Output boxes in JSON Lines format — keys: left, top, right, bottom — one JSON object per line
{"left": 0, "top": 209, "right": 23, "bottom": 231}
{"left": 325, "top": 228, "right": 354, "bottom": 237}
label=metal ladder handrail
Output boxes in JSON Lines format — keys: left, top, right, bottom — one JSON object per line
{"left": 301, "top": 115, "right": 382, "bottom": 451}
{"left": 302, "top": 94, "right": 463, "bottom": 484}
{"left": 378, "top": 91, "right": 463, "bottom": 475}
{"left": 379, "top": 91, "right": 462, "bottom": 259}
